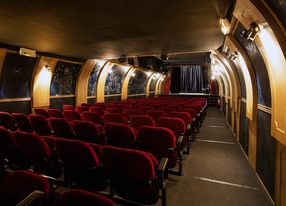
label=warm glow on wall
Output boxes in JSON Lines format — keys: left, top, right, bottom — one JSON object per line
{"left": 237, "top": 53, "right": 253, "bottom": 119}
{"left": 220, "top": 18, "right": 230, "bottom": 35}
{"left": 257, "top": 24, "right": 286, "bottom": 143}
{"left": 37, "top": 65, "right": 52, "bottom": 86}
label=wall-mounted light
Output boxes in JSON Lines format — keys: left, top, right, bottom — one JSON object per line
{"left": 240, "top": 22, "right": 260, "bottom": 41}
{"left": 227, "top": 51, "right": 239, "bottom": 61}
{"left": 131, "top": 71, "right": 136, "bottom": 77}
{"left": 220, "top": 18, "right": 230, "bottom": 35}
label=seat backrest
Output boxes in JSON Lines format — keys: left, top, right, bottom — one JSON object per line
{"left": 52, "top": 189, "right": 116, "bottom": 206}
{"left": 178, "top": 108, "right": 198, "bottom": 118}
{"left": 159, "top": 107, "right": 176, "bottom": 115}
{"left": 104, "top": 122, "right": 137, "bottom": 148}
{"left": 0, "top": 112, "right": 17, "bottom": 131}
{"left": 122, "top": 109, "right": 142, "bottom": 120}
{"left": 14, "top": 131, "right": 51, "bottom": 163}
{"left": 75, "top": 106, "right": 89, "bottom": 114}
{"left": 63, "top": 105, "right": 75, "bottom": 111}
{"left": 29, "top": 114, "right": 52, "bottom": 136}
{"left": 63, "top": 110, "right": 81, "bottom": 122}
{"left": 48, "top": 109, "right": 65, "bottom": 118}
{"left": 0, "top": 170, "right": 49, "bottom": 206}
{"left": 82, "top": 111, "right": 104, "bottom": 125}
{"left": 157, "top": 117, "right": 186, "bottom": 137}
{"left": 103, "top": 113, "right": 127, "bottom": 124}
{"left": 105, "top": 108, "right": 121, "bottom": 114}
{"left": 130, "top": 115, "right": 156, "bottom": 130}
{"left": 88, "top": 106, "right": 104, "bottom": 115}
{"left": 81, "top": 103, "right": 92, "bottom": 108}
{"left": 12, "top": 113, "right": 33, "bottom": 133}
{"left": 55, "top": 138, "right": 100, "bottom": 169}
{"left": 100, "top": 145, "right": 157, "bottom": 185}
{"left": 49, "top": 118, "right": 75, "bottom": 139}
{"left": 34, "top": 108, "right": 50, "bottom": 118}
{"left": 169, "top": 111, "right": 192, "bottom": 126}
{"left": 72, "top": 120, "right": 102, "bottom": 143}
{"left": 147, "top": 110, "right": 167, "bottom": 123}
{"left": 138, "top": 126, "right": 176, "bottom": 162}
{"left": 0, "top": 126, "right": 22, "bottom": 163}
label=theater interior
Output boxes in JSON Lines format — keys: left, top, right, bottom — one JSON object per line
{"left": 0, "top": 0, "right": 285, "bottom": 205}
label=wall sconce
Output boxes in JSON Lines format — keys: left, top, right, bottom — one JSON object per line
{"left": 44, "top": 64, "right": 51, "bottom": 72}
{"left": 220, "top": 18, "right": 230, "bottom": 35}
{"left": 240, "top": 22, "right": 260, "bottom": 41}
{"left": 228, "top": 51, "right": 239, "bottom": 61}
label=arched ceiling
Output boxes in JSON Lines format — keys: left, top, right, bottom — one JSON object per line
{"left": 0, "top": 0, "right": 234, "bottom": 60}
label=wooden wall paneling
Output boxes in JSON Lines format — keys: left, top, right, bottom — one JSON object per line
{"left": 96, "top": 62, "right": 113, "bottom": 103}
{"left": 0, "top": 49, "right": 7, "bottom": 79}
{"left": 121, "top": 67, "right": 134, "bottom": 100}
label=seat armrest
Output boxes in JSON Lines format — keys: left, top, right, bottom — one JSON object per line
{"left": 16, "top": 190, "right": 44, "bottom": 206}
{"left": 157, "top": 157, "right": 168, "bottom": 176}
{"left": 176, "top": 135, "right": 184, "bottom": 149}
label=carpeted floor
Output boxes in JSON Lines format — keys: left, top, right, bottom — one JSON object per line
{"left": 152, "top": 107, "right": 274, "bottom": 206}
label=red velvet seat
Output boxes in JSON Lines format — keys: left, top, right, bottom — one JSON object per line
{"left": 81, "top": 103, "right": 92, "bottom": 108}
{"left": 147, "top": 110, "right": 167, "bottom": 123}
{"left": 0, "top": 112, "right": 17, "bottom": 131}
{"left": 88, "top": 106, "right": 105, "bottom": 115}
{"left": 63, "top": 104, "right": 75, "bottom": 111}
{"left": 82, "top": 111, "right": 104, "bottom": 125}
{"left": 75, "top": 106, "right": 89, "bottom": 114}
{"left": 55, "top": 138, "right": 107, "bottom": 190}
{"left": 158, "top": 117, "right": 187, "bottom": 153}
{"left": 14, "top": 131, "right": 62, "bottom": 178}
{"left": 29, "top": 114, "right": 52, "bottom": 136}
{"left": 0, "top": 171, "right": 50, "bottom": 206}
{"left": 104, "top": 122, "right": 137, "bottom": 148}
{"left": 122, "top": 109, "right": 142, "bottom": 120}
{"left": 12, "top": 113, "right": 33, "bottom": 133}
{"left": 138, "top": 126, "right": 182, "bottom": 175}
{"left": 130, "top": 115, "right": 156, "bottom": 130}
{"left": 34, "top": 108, "right": 50, "bottom": 118}
{"left": 0, "top": 127, "right": 26, "bottom": 169}
{"left": 104, "top": 113, "right": 128, "bottom": 124}
{"left": 72, "top": 120, "right": 104, "bottom": 144}
{"left": 49, "top": 118, "right": 76, "bottom": 139}
{"left": 169, "top": 111, "right": 193, "bottom": 153}
{"left": 53, "top": 189, "right": 116, "bottom": 206}
{"left": 100, "top": 145, "right": 167, "bottom": 206}
{"left": 105, "top": 108, "right": 121, "bottom": 114}
{"left": 48, "top": 109, "right": 65, "bottom": 118}
{"left": 63, "top": 110, "right": 81, "bottom": 122}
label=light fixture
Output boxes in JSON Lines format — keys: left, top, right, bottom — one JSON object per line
{"left": 220, "top": 18, "right": 230, "bottom": 35}
{"left": 44, "top": 64, "right": 51, "bottom": 71}
{"left": 228, "top": 51, "right": 239, "bottom": 61}
{"left": 240, "top": 22, "right": 260, "bottom": 41}
{"left": 131, "top": 71, "right": 136, "bottom": 77}
{"left": 19, "top": 47, "right": 36, "bottom": 57}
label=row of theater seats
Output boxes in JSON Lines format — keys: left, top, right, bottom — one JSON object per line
{"left": 0, "top": 96, "right": 207, "bottom": 205}
{"left": 0, "top": 170, "right": 116, "bottom": 205}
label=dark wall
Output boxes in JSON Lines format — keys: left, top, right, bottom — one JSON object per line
{"left": 50, "top": 61, "right": 81, "bottom": 96}
{"left": 232, "top": 60, "right": 246, "bottom": 99}
{"left": 50, "top": 97, "right": 76, "bottom": 111}
{"left": 149, "top": 78, "right": 157, "bottom": 91}
{"left": 267, "top": 0, "right": 286, "bottom": 29}
{"left": 87, "top": 98, "right": 96, "bottom": 105}
{"left": 0, "top": 53, "right": 37, "bottom": 98}
{"left": 234, "top": 23, "right": 271, "bottom": 107}
{"left": 239, "top": 102, "right": 249, "bottom": 155}
{"left": 88, "top": 61, "right": 104, "bottom": 97}
{"left": 105, "top": 96, "right": 121, "bottom": 102}
{"left": 256, "top": 110, "right": 275, "bottom": 199}
{"left": 222, "top": 98, "right": 226, "bottom": 115}
{"left": 128, "top": 70, "right": 147, "bottom": 95}
{"left": 227, "top": 99, "right": 232, "bottom": 125}
{"left": 0, "top": 101, "right": 31, "bottom": 114}
{"left": 105, "top": 64, "right": 125, "bottom": 95}
{"left": 170, "top": 67, "right": 180, "bottom": 93}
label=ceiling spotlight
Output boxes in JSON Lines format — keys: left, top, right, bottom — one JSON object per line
{"left": 240, "top": 22, "right": 260, "bottom": 41}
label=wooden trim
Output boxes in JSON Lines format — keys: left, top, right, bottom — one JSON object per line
{"left": 241, "top": 98, "right": 247, "bottom": 103}
{"left": 104, "top": 94, "right": 122, "bottom": 97}
{"left": 50, "top": 95, "right": 75, "bottom": 99}
{"left": 0, "top": 97, "right": 31, "bottom": 103}
{"left": 128, "top": 93, "right": 146, "bottom": 97}
{"left": 87, "top": 96, "right": 96, "bottom": 99}
{"left": 257, "top": 104, "right": 272, "bottom": 114}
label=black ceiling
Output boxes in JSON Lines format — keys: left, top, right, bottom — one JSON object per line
{"left": 0, "top": 0, "right": 234, "bottom": 60}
